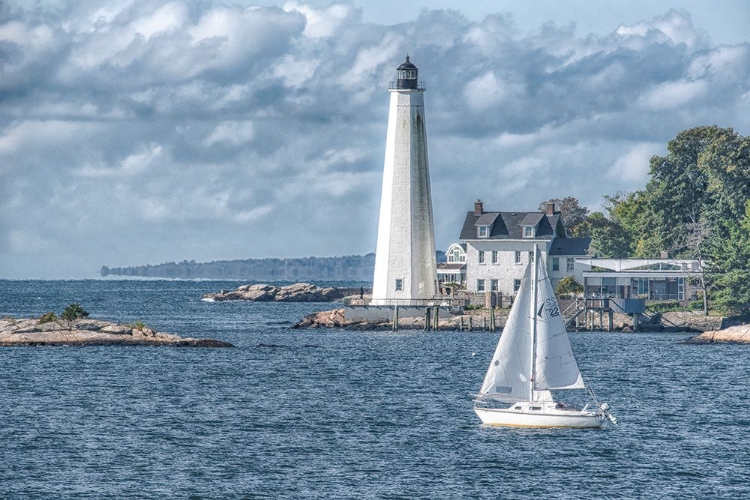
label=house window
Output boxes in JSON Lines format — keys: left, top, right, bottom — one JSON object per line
{"left": 395, "top": 279, "right": 403, "bottom": 291}
{"left": 523, "top": 226, "right": 534, "bottom": 238}
{"left": 491, "top": 251, "right": 498, "bottom": 264}
{"left": 515, "top": 251, "right": 521, "bottom": 264}
{"left": 491, "top": 279, "right": 499, "bottom": 291}
{"left": 513, "top": 279, "right": 521, "bottom": 292}
{"left": 478, "top": 226, "right": 489, "bottom": 237}
{"left": 478, "top": 251, "right": 485, "bottom": 264}
{"left": 477, "top": 279, "right": 486, "bottom": 292}
{"left": 567, "top": 258, "right": 575, "bottom": 272}
{"left": 552, "top": 257, "right": 560, "bottom": 271}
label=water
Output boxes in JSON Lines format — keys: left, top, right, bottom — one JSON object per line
{"left": 1, "top": 280, "right": 748, "bottom": 499}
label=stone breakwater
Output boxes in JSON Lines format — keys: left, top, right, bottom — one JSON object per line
{"left": 0, "top": 318, "right": 233, "bottom": 347}
{"left": 293, "top": 309, "right": 512, "bottom": 330}
{"left": 294, "top": 308, "right": 731, "bottom": 332}
{"left": 202, "top": 283, "right": 367, "bottom": 302}
{"left": 687, "top": 324, "right": 750, "bottom": 344}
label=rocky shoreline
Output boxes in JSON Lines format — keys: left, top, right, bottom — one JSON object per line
{"left": 0, "top": 318, "right": 233, "bottom": 347}
{"left": 686, "top": 324, "right": 750, "bottom": 344}
{"left": 293, "top": 308, "right": 734, "bottom": 333}
{"left": 202, "top": 283, "right": 366, "bottom": 302}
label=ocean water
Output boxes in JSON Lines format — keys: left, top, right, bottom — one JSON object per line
{"left": 0, "top": 279, "right": 748, "bottom": 499}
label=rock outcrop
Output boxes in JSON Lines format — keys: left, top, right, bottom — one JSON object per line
{"left": 0, "top": 318, "right": 233, "bottom": 347}
{"left": 202, "top": 283, "right": 367, "bottom": 303}
{"left": 686, "top": 324, "right": 750, "bottom": 344}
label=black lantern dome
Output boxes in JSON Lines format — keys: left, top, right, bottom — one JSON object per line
{"left": 396, "top": 55, "right": 418, "bottom": 89}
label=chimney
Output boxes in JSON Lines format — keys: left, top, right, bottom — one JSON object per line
{"left": 545, "top": 202, "right": 556, "bottom": 215}
{"left": 474, "top": 199, "right": 483, "bottom": 216}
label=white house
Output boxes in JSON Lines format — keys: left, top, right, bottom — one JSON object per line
{"left": 457, "top": 200, "right": 591, "bottom": 296}
{"left": 437, "top": 243, "right": 466, "bottom": 286}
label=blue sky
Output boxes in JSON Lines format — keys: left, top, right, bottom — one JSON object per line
{"left": 1, "top": 1, "right": 749, "bottom": 278}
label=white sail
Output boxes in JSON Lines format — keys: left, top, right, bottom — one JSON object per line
{"left": 477, "top": 263, "right": 533, "bottom": 402}
{"left": 533, "top": 248, "right": 585, "bottom": 391}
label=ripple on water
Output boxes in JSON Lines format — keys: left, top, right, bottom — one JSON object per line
{"left": 0, "top": 280, "right": 748, "bottom": 498}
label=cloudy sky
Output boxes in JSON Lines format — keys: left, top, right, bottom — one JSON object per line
{"left": 2, "top": 0, "right": 749, "bottom": 279}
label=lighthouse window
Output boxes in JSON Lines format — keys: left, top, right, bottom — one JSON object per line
{"left": 395, "top": 279, "right": 403, "bottom": 291}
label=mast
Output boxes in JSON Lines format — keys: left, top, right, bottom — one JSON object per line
{"left": 529, "top": 244, "right": 539, "bottom": 402}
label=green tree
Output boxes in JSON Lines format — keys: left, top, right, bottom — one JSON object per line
{"left": 61, "top": 303, "right": 89, "bottom": 322}
{"left": 588, "top": 212, "right": 631, "bottom": 258}
{"left": 538, "top": 197, "right": 590, "bottom": 237}
{"left": 706, "top": 200, "right": 750, "bottom": 314}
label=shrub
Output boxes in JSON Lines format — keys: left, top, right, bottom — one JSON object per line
{"left": 39, "top": 312, "right": 58, "bottom": 323}
{"left": 647, "top": 301, "right": 682, "bottom": 313}
{"left": 61, "top": 303, "right": 89, "bottom": 322}
{"left": 555, "top": 276, "right": 583, "bottom": 295}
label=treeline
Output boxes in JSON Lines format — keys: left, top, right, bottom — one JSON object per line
{"left": 101, "top": 254, "right": 377, "bottom": 281}
{"left": 543, "top": 126, "right": 750, "bottom": 314}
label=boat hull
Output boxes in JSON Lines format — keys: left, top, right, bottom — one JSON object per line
{"left": 474, "top": 404, "right": 604, "bottom": 428}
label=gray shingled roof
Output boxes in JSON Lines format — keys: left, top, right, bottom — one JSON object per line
{"left": 520, "top": 213, "right": 544, "bottom": 226}
{"left": 548, "top": 237, "right": 592, "bottom": 256}
{"left": 475, "top": 213, "right": 500, "bottom": 226}
{"left": 459, "top": 211, "right": 559, "bottom": 240}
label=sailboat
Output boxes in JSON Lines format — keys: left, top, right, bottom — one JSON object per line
{"left": 473, "top": 244, "right": 617, "bottom": 428}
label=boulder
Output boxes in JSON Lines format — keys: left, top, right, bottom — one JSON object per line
{"left": 687, "top": 324, "right": 750, "bottom": 344}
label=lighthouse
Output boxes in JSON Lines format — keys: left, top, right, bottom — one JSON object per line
{"left": 371, "top": 56, "right": 438, "bottom": 305}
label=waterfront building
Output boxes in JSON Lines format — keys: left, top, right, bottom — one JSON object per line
{"left": 576, "top": 258, "right": 703, "bottom": 301}
{"left": 456, "top": 200, "right": 591, "bottom": 296}
{"left": 371, "top": 56, "right": 438, "bottom": 305}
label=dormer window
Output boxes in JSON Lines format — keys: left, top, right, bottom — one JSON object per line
{"left": 478, "top": 226, "right": 489, "bottom": 238}
{"left": 523, "top": 226, "right": 534, "bottom": 238}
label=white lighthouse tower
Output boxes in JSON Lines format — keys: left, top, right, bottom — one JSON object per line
{"left": 371, "top": 56, "right": 438, "bottom": 305}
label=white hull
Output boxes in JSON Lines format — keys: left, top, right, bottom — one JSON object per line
{"left": 474, "top": 402, "right": 604, "bottom": 428}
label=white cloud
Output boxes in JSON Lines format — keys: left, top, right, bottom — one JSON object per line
{"left": 204, "top": 121, "right": 255, "bottom": 147}
{"left": 615, "top": 9, "right": 705, "bottom": 49}
{"left": 607, "top": 143, "right": 662, "bottom": 183}
{"left": 463, "top": 71, "right": 523, "bottom": 110}
{"left": 283, "top": 1, "right": 357, "bottom": 38}
{"left": 234, "top": 204, "right": 275, "bottom": 223}
{"left": 638, "top": 79, "right": 709, "bottom": 110}
{"left": 74, "top": 145, "right": 164, "bottom": 178}
{"left": 1, "top": 2, "right": 748, "bottom": 277}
